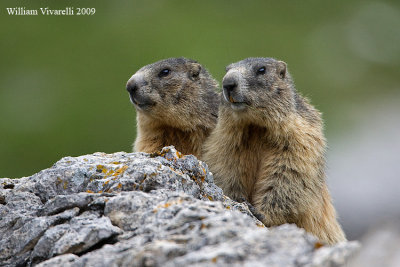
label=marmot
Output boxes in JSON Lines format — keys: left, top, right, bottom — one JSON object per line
{"left": 126, "top": 57, "right": 219, "bottom": 158}
{"left": 203, "top": 57, "right": 346, "bottom": 244}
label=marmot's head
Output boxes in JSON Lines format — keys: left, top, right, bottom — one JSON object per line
{"left": 221, "top": 57, "right": 296, "bottom": 125}
{"left": 126, "top": 58, "right": 219, "bottom": 129}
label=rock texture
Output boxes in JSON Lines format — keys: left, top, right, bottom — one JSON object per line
{"left": 0, "top": 146, "right": 359, "bottom": 267}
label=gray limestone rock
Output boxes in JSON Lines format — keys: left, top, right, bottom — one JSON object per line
{"left": 0, "top": 146, "right": 359, "bottom": 267}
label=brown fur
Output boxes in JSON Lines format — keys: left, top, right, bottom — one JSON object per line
{"left": 203, "top": 57, "right": 346, "bottom": 244}
{"left": 126, "top": 57, "right": 219, "bottom": 158}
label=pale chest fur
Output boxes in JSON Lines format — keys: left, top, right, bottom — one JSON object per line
{"left": 209, "top": 117, "right": 326, "bottom": 204}
{"left": 209, "top": 124, "right": 273, "bottom": 201}
{"left": 135, "top": 124, "right": 209, "bottom": 159}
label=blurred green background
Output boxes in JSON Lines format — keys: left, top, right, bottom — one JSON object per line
{"left": 1, "top": 0, "right": 399, "bottom": 178}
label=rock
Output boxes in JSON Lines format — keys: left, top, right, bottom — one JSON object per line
{"left": 0, "top": 146, "right": 359, "bottom": 266}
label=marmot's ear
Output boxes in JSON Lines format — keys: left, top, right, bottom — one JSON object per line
{"left": 277, "top": 61, "right": 287, "bottom": 79}
{"left": 189, "top": 63, "right": 202, "bottom": 81}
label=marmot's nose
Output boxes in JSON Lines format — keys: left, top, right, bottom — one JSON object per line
{"left": 223, "top": 77, "right": 238, "bottom": 92}
{"left": 126, "top": 80, "right": 138, "bottom": 94}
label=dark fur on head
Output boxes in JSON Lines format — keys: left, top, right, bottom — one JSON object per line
{"left": 127, "top": 57, "right": 219, "bottom": 129}
{"left": 221, "top": 57, "right": 319, "bottom": 127}
{"left": 126, "top": 57, "right": 220, "bottom": 158}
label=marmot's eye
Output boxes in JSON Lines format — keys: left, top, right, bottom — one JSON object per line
{"left": 257, "top": 67, "right": 266, "bottom": 75}
{"left": 159, "top": 68, "right": 170, "bottom": 78}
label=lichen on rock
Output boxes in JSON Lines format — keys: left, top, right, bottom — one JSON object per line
{"left": 0, "top": 146, "right": 359, "bottom": 266}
